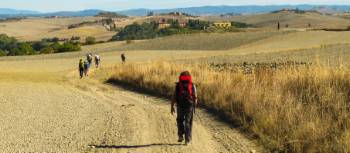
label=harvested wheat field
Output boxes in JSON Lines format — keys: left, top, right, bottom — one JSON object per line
{"left": 0, "top": 49, "right": 262, "bottom": 153}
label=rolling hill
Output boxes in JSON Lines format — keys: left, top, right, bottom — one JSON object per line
{"left": 205, "top": 11, "right": 350, "bottom": 29}
{"left": 0, "top": 17, "right": 115, "bottom": 42}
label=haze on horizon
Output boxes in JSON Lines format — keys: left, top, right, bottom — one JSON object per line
{"left": 0, "top": 0, "right": 350, "bottom": 12}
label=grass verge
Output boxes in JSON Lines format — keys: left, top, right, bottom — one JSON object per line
{"left": 108, "top": 61, "right": 350, "bottom": 153}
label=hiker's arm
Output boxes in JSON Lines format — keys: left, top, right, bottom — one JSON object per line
{"left": 193, "top": 85, "right": 198, "bottom": 107}
{"left": 171, "top": 97, "right": 176, "bottom": 115}
{"left": 171, "top": 85, "right": 177, "bottom": 115}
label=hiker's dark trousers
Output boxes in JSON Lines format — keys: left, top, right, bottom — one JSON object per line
{"left": 79, "top": 68, "right": 84, "bottom": 78}
{"left": 176, "top": 105, "right": 194, "bottom": 142}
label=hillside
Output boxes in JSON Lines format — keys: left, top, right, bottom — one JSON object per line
{"left": 0, "top": 17, "right": 116, "bottom": 41}
{"left": 205, "top": 11, "right": 350, "bottom": 29}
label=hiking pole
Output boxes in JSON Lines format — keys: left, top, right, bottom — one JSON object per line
{"left": 194, "top": 100, "right": 204, "bottom": 124}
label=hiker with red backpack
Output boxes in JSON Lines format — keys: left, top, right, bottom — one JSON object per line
{"left": 171, "top": 71, "right": 198, "bottom": 145}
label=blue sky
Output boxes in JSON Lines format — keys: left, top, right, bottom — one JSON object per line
{"left": 1, "top": 0, "right": 350, "bottom": 12}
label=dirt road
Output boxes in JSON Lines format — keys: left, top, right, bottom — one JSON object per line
{"left": 0, "top": 51, "right": 262, "bottom": 153}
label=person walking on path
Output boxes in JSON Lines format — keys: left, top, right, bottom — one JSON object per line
{"left": 121, "top": 53, "right": 126, "bottom": 64}
{"left": 87, "top": 53, "right": 93, "bottom": 65}
{"left": 94, "top": 54, "right": 101, "bottom": 68}
{"left": 83, "top": 60, "right": 89, "bottom": 76}
{"left": 78, "top": 59, "right": 84, "bottom": 79}
{"left": 171, "top": 71, "right": 198, "bottom": 145}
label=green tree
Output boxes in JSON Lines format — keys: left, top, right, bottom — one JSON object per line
{"left": 112, "top": 22, "right": 158, "bottom": 41}
{"left": 187, "top": 19, "right": 209, "bottom": 30}
{"left": 168, "top": 19, "right": 180, "bottom": 29}
{"left": 85, "top": 36, "right": 96, "bottom": 45}
{"left": 32, "top": 40, "right": 50, "bottom": 51}
{"left": 57, "top": 42, "right": 81, "bottom": 53}
{"left": 8, "top": 43, "right": 35, "bottom": 56}
{"left": 18, "top": 43, "right": 35, "bottom": 55}
{"left": 0, "top": 34, "right": 18, "bottom": 51}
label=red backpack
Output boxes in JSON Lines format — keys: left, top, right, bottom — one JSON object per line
{"left": 177, "top": 73, "right": 194, "bottom": 105}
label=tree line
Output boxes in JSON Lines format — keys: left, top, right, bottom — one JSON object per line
{"left": 111, "top": 19, "right": 254, "bottom": 41}
{"left": 111, "top": 19, "right": 210, "bottom": 41}
{"left": 0, "top": 34, "right": 81, "bottom": 56}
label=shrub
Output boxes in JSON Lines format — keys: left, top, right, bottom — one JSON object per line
{"left": 8, "top": 43, "right": 35, "bottom": 56}
{"left": 32, "top": 40, "right": 50, "bottom": 51}
{"left": 40, "top": 47, "right": 55, "bottom": 54}
{"left": 85, "top": 36, "right": 96, "bottom": 45}
{"left": 126, "top": 40, "right": 133, "bottom": 44}
{"left": 0, "top": 49, "right": 7, "bottom": 56}
{"left": 71, "top": 36, "right": 81, "bottom": 41}
{"left": 57, "top": 42, "right": 81, "bottom": 53}
{"left": 0, "top": 34, "right": 17, "bottom": 51}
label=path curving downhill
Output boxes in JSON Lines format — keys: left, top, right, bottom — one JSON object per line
{"left": 0, "top": 51, "right": 262, "bottom": 153}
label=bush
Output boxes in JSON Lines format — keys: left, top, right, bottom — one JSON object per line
{"left": 0, "top": 49, "right": 7, "bottom": 56}
{"left": 126, "top": 40, "right": 133, "bottom": 44}
{"left": 8, "top": 43, "right": 35, "bottom": 56}
{"left": 0, "top": 34, "right": 17, "bottom": 51}
{"left": 32, "top": 40, "right": 50, "bottom": 51}
{"left": 85, "top": 36, "right": 96, "bottom": 45}
{"left": 57, "top": 42, "right": 81, "bottom": 53}
{"left": 40, "top": 47, "right": 55, "bottom": 54}
{"left": 71, "top": 36, "right": 80, "bottom": 41}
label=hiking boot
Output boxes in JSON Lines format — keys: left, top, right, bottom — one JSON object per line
{"left": 178, "top": 137, "right": 184, "bottom": 142}
{"left": 185, "top": 139, "right": 191, "bottom": 145}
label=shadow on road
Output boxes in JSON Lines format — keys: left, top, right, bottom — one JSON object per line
{"left": 88, "top": 143, "right": 184, "bottom": 149}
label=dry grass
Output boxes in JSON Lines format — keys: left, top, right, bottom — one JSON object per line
{"left": 109, "top": 61, "right": 350, "bottom": 152}
{"left": 200, "top": 43, "right": 350, "bottom": 66}
{"left": 228, "top": 31, "right": 350, "bottom": 55}
{"left": 116, "top": 31, "right": 287, "bottom": 50}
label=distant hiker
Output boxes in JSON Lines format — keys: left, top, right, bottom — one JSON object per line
{"left": 83, "top": 60, "right": 89, "bottom": 76}
{"left": 121, "top": 53, "right": 126, "bottom": 64}
{"left": 87, "top": 53, "right": 93, "bottom": 65}
{"left": 78, "top": 59, "right": 84, "bottom": 79}
{"left": 171, "top": 71, "right": 198, "bottom": 145}
{"left": 277, "top": 21, "right": 280, "bottom": 30}
{"left": 94, "top": 54, "right": 101, "bottom": 68}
